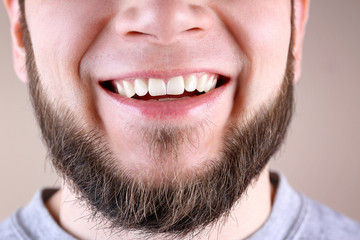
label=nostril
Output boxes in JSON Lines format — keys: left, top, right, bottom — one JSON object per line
{"left": 126, "top": 31, "right": 145, "bottom": 37}
{"left": 125, "top": 31, "right": 157, "bottom": 40}
{"left": 180, "top": 27, "right": 205, "bottom": 37}
{"left": 186, "top": 27, "right": 202, "bottom": 32}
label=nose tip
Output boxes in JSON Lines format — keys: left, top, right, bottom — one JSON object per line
{"left": 115, "top": 1, "right": 213, "bottom": 44}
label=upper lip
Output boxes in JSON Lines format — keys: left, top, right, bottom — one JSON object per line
{"left": 97, "top": 69, "right": 230, "bottom": 83}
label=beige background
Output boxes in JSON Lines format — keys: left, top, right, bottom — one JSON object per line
{"left": 1, "top": 0, "right": 360, "bottom": 223}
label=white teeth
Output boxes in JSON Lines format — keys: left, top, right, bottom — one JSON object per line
{"left": 210, "top": 78, "right": 217, "bottom": 90}
{"left": 123, "top": 80, "right": 136, "bottom": 98}
{"left": 204, "top": 76, "right": 213, "bottom": 92}
{"left": 134, "top": 78, "right": 148, "bottom": 96}
{"left": 196, "top": 74, "right": 209, "bottom": 92}
{"left": 148, "top": 78, "right": 166, "bottom": 96}
{"left": 167, "top": 76, "right": 185, "bottom": 95}
{"left": 115, "top": 82, "right": 126, "bottom": 96}
{"left": 113, "top": 73, "right": 219, "bottom": 99}
{"left": 184, "top": 75, "right": 197, "bottom": 92}
{"left": 204, "top": 75, "right": 218, "bottom": 93}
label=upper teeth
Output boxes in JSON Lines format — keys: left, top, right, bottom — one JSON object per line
{"left": 114, "top": 73, "right": 218, "bottom": 98}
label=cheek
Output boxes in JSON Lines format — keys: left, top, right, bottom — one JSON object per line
{"left": 25, "top": 0, "right": 112, "bottom": 110}
{"left": 246, "top": 13, "right": 291, "bottom": 109}
{"left": 218, "top": 0, "right": 292, "bottom": 112}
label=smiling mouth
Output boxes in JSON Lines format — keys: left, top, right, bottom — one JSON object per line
{"left": 100, "top": 72, "right": 229, "bottom": 101}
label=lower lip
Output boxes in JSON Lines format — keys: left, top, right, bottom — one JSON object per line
{"left": 100, "top": 83, "right": 229, "bottom": 120}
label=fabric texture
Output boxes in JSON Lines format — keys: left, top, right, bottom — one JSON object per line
{"left": 1, "top": 172, "right": 359, "bottom": 240}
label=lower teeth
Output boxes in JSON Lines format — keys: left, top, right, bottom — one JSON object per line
{"left": 154, "top": 97, "right": 190, "bottom": 101}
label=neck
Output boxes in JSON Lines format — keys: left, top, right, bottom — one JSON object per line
{"left": 46, "top": 167, "right": 274, "bottom": 240}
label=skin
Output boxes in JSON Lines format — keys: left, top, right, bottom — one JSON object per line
{"left": 5, "top": 0, "right": 309, "bottom": 239}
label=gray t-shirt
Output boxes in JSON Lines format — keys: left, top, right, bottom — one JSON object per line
{"left": 1, "top": 172, "right": 360, "bottom": 240}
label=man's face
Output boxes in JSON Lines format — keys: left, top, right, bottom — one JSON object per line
{"left": 24, "top": 0, "right": 292, "bottom": 178}
{"left": 17, "top": 0, "right": 296, "bottom": 237}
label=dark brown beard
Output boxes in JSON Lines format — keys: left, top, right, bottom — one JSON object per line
{"left": 21, "top": 3, "right": 295, "bottom": 239}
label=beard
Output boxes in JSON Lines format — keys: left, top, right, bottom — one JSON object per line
{"left": 21, "top": 6, "right": 295, "bottom": 239}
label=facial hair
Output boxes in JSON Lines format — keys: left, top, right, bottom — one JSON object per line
{"left": 20, "top": 4, "right": 295, "bottom": 239}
